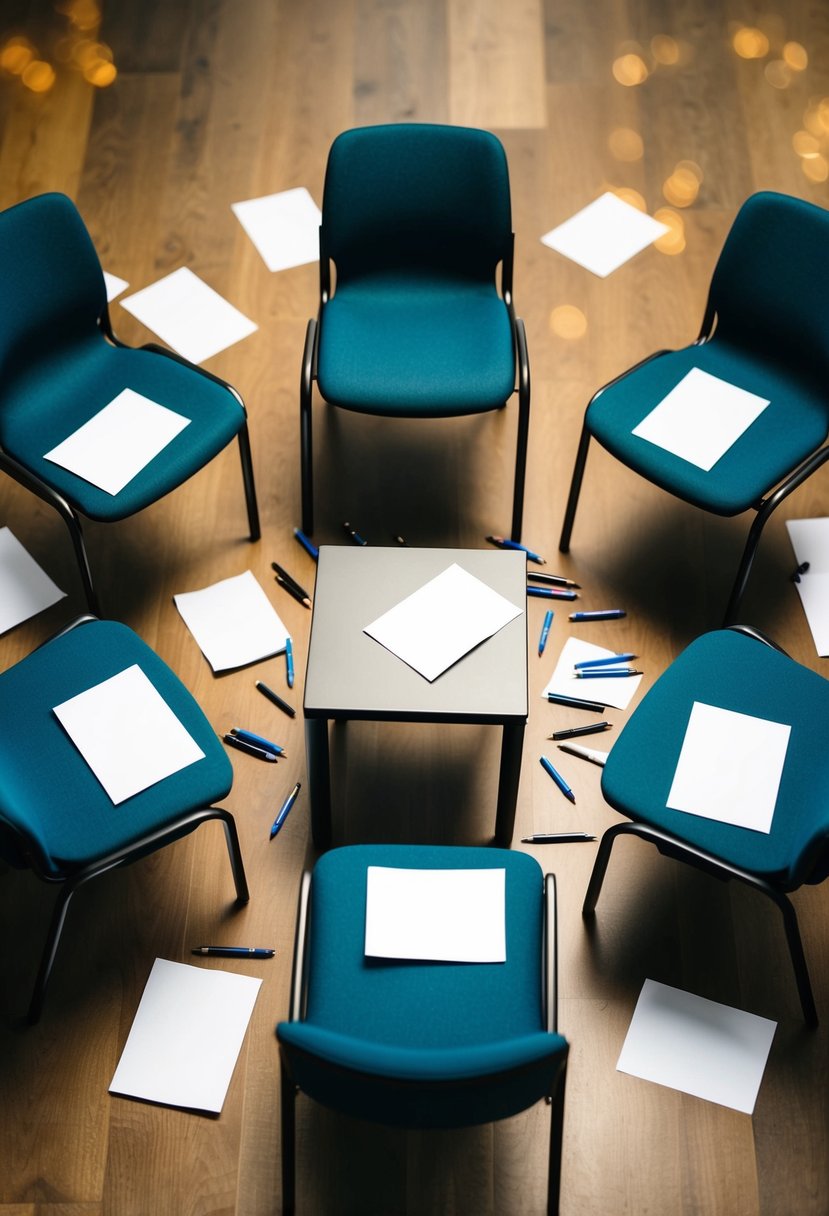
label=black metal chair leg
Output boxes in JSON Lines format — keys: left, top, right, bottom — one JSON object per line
{"left": 27, "top": 880, "right": 79, "bottom": 1024}
{"left": 217, "top": 808, "right": 250, "bottom": 904}
{"left": 558, "top": 424, "right": 591, "bottom": 554}
{"left": 300, "top": 318, "right": 317, "bottom": 536}
{"left": 510, "top": 317, "right": 531, "bottom": 543}
{"left": 60, "top": 508, "right": 99, "bottom": 615}
{"left": 237, "top": 420, "right": 261, "bottom": 542}
{"left": 280, "top": 1052, "right": 297, "bottom": 1215}
{"left": 768, "top": 888, "right": 818, "bottom": 1027}
{"left": 547, "top": 1059, "right": 567, "bottom": 1216}
{"left": 582, "top": 821, "right": 628, "bottom": 915}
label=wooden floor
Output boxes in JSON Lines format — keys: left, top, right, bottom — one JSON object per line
{"left": 1, "top": 0, "right": 828, "bottom": 1212}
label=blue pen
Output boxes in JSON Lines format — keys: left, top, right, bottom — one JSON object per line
{"left": 293, "top": 527, "right": 319, "bottom": 561}
{"left": 574, "top": 653, "right": 637, "bottom": 669}
{"left": 285, "top": 636, "right": 294, "bottom": 687}
{"left": 270, "top": 781, "right": 301, "bottom": 840}
{"left": 343, "top": 521, "right": 368, "bottom": 545}
{"left": 574, "top": 668, "right": 641, "bottom": 678}
{"left": 538, "top": 608, "right": 554, "bottom": 656}
{"left": 486, "top": 534, "right": 545, "bottom": 564}
{"left": 569, "top": 609, "right": 626, "bottom": 621}
{"left": 527, "top": 586, "right": 577, "bottom": 601}
{"left": 230, "top": 728, "right": 285, "bottom": 756}
{"left": 540, "top": 755, "right": 576, "bottom": 804}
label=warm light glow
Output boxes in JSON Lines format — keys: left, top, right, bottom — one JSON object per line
{"left": 22, "top": 59, "right": 56, "bottom": 92}
{"left": 56, "top": 0, "right": 101, "bottom": 31}
{"left": 732, "top": 27, "right": 770, "bottom": 59}
{"left": 612, "top": 53, "right": 649, "bottom": 86}
{"left": 802, "top": 154, "right": 829, "bottom": 183}
{"left": 764, "top": 60, "right": 792, "bottom": 89}
{"left": 549, "top": 305, "right": 588, "bottom": 340}
{"left": 653, "top": 208, "right": 686, "bottom": 255}
{"left": 0, "top": 36, "right": 35, "bottom": 75}
{"left": 608, "top": 127, "right": 644, "bottom": 162}
{"left": 662, "top": 163, "right": 702, "bottom": 208}
{"left": 84, "top": 59, "right": 116, "bottom": 86}
{"left": 651, "top": 34, "right": 680, "bottom": 65}
{"left": 783, "top": 41, "right": 808, "bottom": 71}
{"left": 793, "top": 130, "right": 821, "bottom": 158}
{"left": 611, "top": 186, "right": 647, "bottom": 212}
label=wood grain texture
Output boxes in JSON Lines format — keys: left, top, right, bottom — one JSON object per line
{"left": 0, "top": 0, "right": 828, "bottom": 1212}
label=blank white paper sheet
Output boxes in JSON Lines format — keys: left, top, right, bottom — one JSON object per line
{"left": 786, "top": 517, "right": 829, "bottom": 656}
{"left": 103, "top": 271, "right": 128, "bottom": 302}
{"left": 632, "top": 368, "right": 770, "bottom": 471}
{"left": 53, "top": 664, "right": 205, "bottom": 805}
{"left": 365, "top": 866, "right": 506, "bottom": 962}
{"left": 0, "top": 527, "right": 65, "bottom": 634}
{"left": 542, "top": 636, "right": 643, "bottom": 711}
{"left": 363, "top": 563, "right": 522, "bottom": 683}
{"left": 120, "top": 266, "right": 257, "bottom": 365}
{"left": 231, "top": 187, "right": 322, "bottom": 272}
{"left": 44, "top": 388, "right": 190, "bottom": 496}
{"left": 617, "top": 979, "right": 776, "bottom": 1115}
{"left": 667, "top": 701, "right": 790, "bottom": 833}
{"left": 174, "top": 570, "right": 290, "bottom": 672}
{"left": 540, "top": 192, "right": 669, "bottom": 278}
{"left": 110, "top": 958, "right": 261, "bottom": 1113}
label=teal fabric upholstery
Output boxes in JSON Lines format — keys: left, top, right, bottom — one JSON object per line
{"left": 0, "top": 193, "right": 247, "bottom": 522}
{"left": 601, "top": 629, "right": 829, "bottom": 890}
{"left": 0, "top": 618, "right": 232, "bottom": 876}
{"left": 560, "top": 192, "right": 829, "bottom": 622}
{"left": 277, "top": 844, "right": 567, "bottom": 1129}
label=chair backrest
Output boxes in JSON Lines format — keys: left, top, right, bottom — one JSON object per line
{"left": 320, "top": 123, "right": 512, "bottom": 283}
{"left": 0, "top": 192, "right": 106, "bottom": 385}
{"left": 707, "top": 192, "right": 829, "bottom": 384}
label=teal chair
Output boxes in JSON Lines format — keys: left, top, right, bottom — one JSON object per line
{"left": 0, "top": 616, "right": 249, "bottom": 1023}
{"left": 559, "top": 192, "right": 829, "bottom": 623}
{"left": 584, "top": 626, "right": 829, "bottom": 1026}
{"left": 300, "top": 123, "right": 530, "bottom": 541}
{"left": 0, "top": 192, "right": 260, "bottom": 614}
{"left": 277, "top": 844, "right": 568, "bottom": 1214}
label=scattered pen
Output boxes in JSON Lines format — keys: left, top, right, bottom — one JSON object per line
{"left": 521, "top": 833, "right": 596, "bottom": 843}
{"left": 538, "top": 608, "right": 554, "bottom": 656}
{"left": 256, "top": 679, "right": 295, "bottom": 718}
{"left": 285, "top": 636, "right": 294, "bottom": 688}
{"left": 546, "top": 692, "right": 606, "bottom": 713}
{"left": 540, "top": 755, "right": 576, "bottom": 804}
{"left": 575, "top": 667, "right": 641, "bottom": 678}
{"left": 293, "top": 527, "right": 319, "bottom": 561}
{"left": 343, "top": 521, "right": 368, "bottom": 545}
{"left": 230, "top": 727, "right": 285, "bottom": 756}
{"left": 791, "top": 561, "right": 810, "bottom": 583}
{"left": 557, "top": 742, "right": 609, "bottom": 767}
{"left": 224, "top": 733, "right": 279, "bottom": 762}
{"left": 528, "top": 572, "right": 581, "bottom": 589}
{"left": 527, "top": 586, "right": 578, "bottom": 600}
{"left": 272, "top": 562, "right": 311, "bottom": 608}
{"left": 569, "top": 609, "right": 626, "bottom": 621}
{"left": 270, "top": 781, "right": 301, "bottom": 840}
{"left": 486, "top": 535, "right": 546, "bottom": 564}
{"left": 574, "top": 653, "right": 637, "bottom": 669}
{"left": 550, "top": 721, "right": 612, "bottom": 740}
{"left": 192, "top": 946, "right": 275, "bottom": 958}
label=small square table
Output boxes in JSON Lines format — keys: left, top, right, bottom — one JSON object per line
{"left": 303, "top": 546, "right": 528, "bottom": 849}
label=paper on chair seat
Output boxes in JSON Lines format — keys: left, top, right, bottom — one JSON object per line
{"left": 365, "top": 866, "right": 506, "bottom": 962}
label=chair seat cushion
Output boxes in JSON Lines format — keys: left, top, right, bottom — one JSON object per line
{"left": 317, "top": 279, "right": 515, "bottom": 416}
{"left": 300, "top": 844, "right": 545, "bottom": 1048}
{"left": 0, "top": 619, "right": 232, "bottom": 875}
{"left": 0, "top": 336, "right": 245, "bottom": 521}
{"left": 586, "top": 341, "right": 829, "bottom": 515}
{"left": 601, "top": 630, "right": 829, "bottom": 887}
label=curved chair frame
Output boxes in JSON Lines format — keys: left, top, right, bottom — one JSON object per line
{"left": 279, "top": 868, "right": 566, "bottom": 1215}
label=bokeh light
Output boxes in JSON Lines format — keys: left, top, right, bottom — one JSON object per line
{"left": 783, "top": 42, "right": 808, "bottom": 71}
{"left": 651, "top": 35, "right": 680, "bottom": 65}
{"left": 764, "top": 60, "right": 792, "bottom": 89}
{"left": 0, "top": 36, "right": 36, "bottom": 75}
{"left": 22, "top": 59, "right": 56, "bottom": 91}
{"left": 732, "top": 27, "right": 770, "bottom": 59}
{"left": 608, "top": 127, "right": 644, "bottom": 162}
{"left": 612, "top": 53, "right": 649, "bottom": 86}
{"left": 611, "top": 186, "right": 647, "bottom": 212}
{"left": 802, "top": 155, "right": 829, "bottom": 183}
{"left": 653, "top": 208, "right": 686, "bottom": 255}
{"left": 549, "top": 305, "right": 588, "bottom": 340}
{"left": 662, "top": 161, "right": 703, "bottom": 208}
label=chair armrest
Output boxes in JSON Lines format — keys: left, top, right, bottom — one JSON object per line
{"left": 543, "top": 873, "right": 558, "bottom": 1034}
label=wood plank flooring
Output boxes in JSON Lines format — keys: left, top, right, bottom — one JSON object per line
{"left": 0, "top": 1, "right": 827, "bottom": 1212}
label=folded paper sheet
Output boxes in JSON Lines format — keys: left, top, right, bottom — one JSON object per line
{"left": 365, "top": 866, "right": 506, "bottom": 962}
{"left": 53, "top": 664, "right": 205, "bottom": 804}
{"left": 174, "top": 570, "right": 290, "bottom": 672}
{"left": 110, "top": 958, "right": 262, "bottom": 1113}
{"left": 617, "top": 978, "right": 776, "bottom": 1115}
{"left": 363, "top": 563, "right": 522, "bottom": 682}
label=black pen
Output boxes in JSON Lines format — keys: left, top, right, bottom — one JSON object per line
{"left": 256, "top": 679, "right": 296, "bottom": 718}
{"left": 521, "top": 833, "right": 596, "bottom": 843}
{"left": 550, "top": 722, "right": 612, "bottom": 740}
{"left": 528, "top": 572, "right": 581, "bottom": 589}
{"left": 270, "top": 782, "right": 301, "bottom": 840}
{"left": 223, "top": 733, "right": 279, "bottom": 761}
{"left": 192, "top": 946, "right": 275, "bottom": 958}
{"left": 546, "top": 692, "right": 606, "bottom": 713}
{"left": 275, "top": 572, "right": 312, "bottom": 609}
{"left": 343, "top": 521, "right": 368, "bottom": 545}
